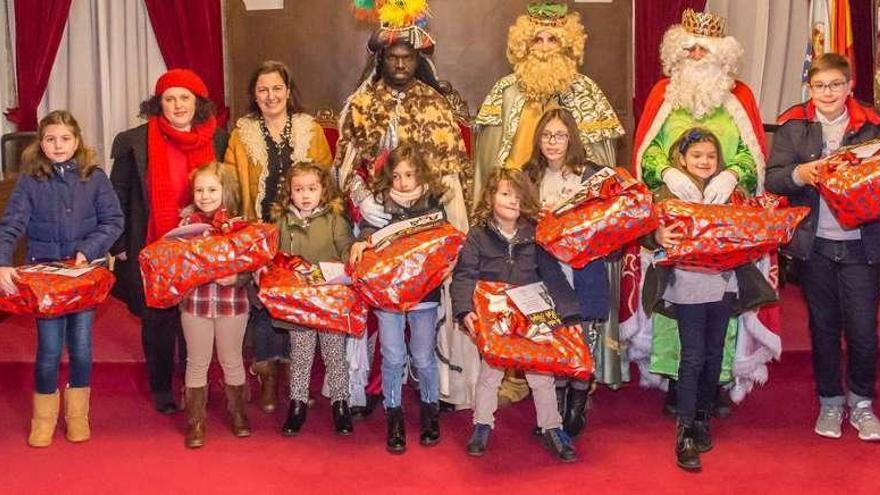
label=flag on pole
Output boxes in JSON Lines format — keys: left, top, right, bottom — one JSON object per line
{"left": 831, "top": 0, "right": 856, "bottom": 86}
{"left": 803, "top": 0, "right": 832, "bottom": 100}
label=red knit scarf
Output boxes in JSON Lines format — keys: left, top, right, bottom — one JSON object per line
{"left": 146, "top": 115, "right": 217, "bottom": 242}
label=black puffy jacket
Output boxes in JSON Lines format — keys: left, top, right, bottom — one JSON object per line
{"left": 450, "top": 218, "right": 581, "bottom": 324}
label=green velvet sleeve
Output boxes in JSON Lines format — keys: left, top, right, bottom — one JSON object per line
{"left": 725, "top": 138, "right": 758, "bottom": 194}
{"left": 641, "top": 136, "right": 671, "bottom": 190}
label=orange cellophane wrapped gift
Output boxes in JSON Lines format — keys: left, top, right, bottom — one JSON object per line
{"left": 655, "top": 195, "right": 809, "bottom": 272}
{"left": 472, "top": 281, "right": 593, "bottom": 380}
{"left": 816, "top": 145, "right": 880, "bottom": 229}
{"left": 536, "top": 167, "right": 658, "bottom": 268}
{"left": 0, "top": 262, "right": 115, "bottom": 317}
{"left": 139, "top": 222, "right": 278, "bottom": 308}
{"left": 351, "top": 223, "right": 465, "bottom": 312}
{"left": 257, "top": 253, "right": 367, "bottom": 337}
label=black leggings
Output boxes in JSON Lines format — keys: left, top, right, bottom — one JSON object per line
{"left": 142, "top": 306, "right": 185, "bottom": 395}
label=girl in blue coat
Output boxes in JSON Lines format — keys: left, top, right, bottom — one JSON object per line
{"left": 0, "top": 110, "right": 123, "bottom": 447}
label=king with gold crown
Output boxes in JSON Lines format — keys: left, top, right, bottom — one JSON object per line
{"left": 623, "top": 9, "right": 781, "bottom": 415}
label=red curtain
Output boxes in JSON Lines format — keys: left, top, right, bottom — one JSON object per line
{"left": 4, "top": 0, "right": 72, "bottom": 131}
{"left": 633, "top": 0, "right": 707, "bottom": 124}
{"left": 850, "top": 0, "right": 873, "bottom": 102}
{"left": 144, "top": 0, "right": 228, "bottom": 126}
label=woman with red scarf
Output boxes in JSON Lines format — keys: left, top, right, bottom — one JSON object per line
{"left": 109, "top": 69, "right": 228, "bottom": 414}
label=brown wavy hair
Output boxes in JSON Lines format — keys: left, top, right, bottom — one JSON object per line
{"left": 189, "top": 162, "right": 242, "bottom": 216}
{"left": 522, "top": 108, "right": 587, "bottom": 186}
{"left": 21, "top": 110, "right": 98, "bottom": 181}
{"left": 472, "top": 167, "right": 541, "bottom": 226}
{"left": 369, "top": 143, "right": 447, "bottom": 204}
{"left": 246, "top": 60, "right": 305, "bottom": 116}
{"left": 270, "top": 162, "right": 344, "bottom": 220}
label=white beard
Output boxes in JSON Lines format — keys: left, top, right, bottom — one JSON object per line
{"left": 665, "top": 58, "right": 735, "bottom": 120}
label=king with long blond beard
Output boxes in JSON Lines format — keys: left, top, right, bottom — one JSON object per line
{"left": 473, "top": 2, "right": 627, "bottom": 423}
{"left": 475, "top": 2, "right": 623, "bottom": 200}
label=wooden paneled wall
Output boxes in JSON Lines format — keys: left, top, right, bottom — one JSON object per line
{"left": 226, "top": 0, "right": 633, "bottom": 162}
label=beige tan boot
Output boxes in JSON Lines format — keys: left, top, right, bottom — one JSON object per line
{"left": 184, "top": 387, "right": 207, "bottom": 448}
{"left": 28, "top": 391, "right": 60, "bottom": 447}
{"left": 64, "top": 387, "right": 91, "bottom": 442}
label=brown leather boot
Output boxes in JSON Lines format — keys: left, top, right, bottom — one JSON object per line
{"left": 225, "top": 384, "right": 251, "bottom": 437}
{"left": 251, "top": 360, "right": 278, "bottom": 413}
{"left": 184, "top": 387, "right": 207, "bottom": 449}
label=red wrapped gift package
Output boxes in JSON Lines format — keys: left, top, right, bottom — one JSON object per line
{"left": 0, "top": 262, "right": 115, "bottom": 317}
{"left": 351, "top": 222, "right": 465, "bottom": 312}
{"left": 536, "top": 167, "right": 658, "bottom": 268}
{"left": 655, "top": 196, "right": 809, "bottom": 272}
{"left": 139, "top": 222, "right": 278, "bottom": 308}
{"left": 472, "top": 281, "right": 593, "bottom": 380}
{"left": 258, "top": 253, "right": 367, "bottom": 337}
{"left": 817, "top": 146, "right": 880, "bottom": 229}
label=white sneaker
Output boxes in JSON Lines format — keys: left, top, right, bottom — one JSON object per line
{"left": 814, "top": 405, "right": 843, "bottom": 439}
{"left": 849, "top": 401, "right": 880, "bottom": 441}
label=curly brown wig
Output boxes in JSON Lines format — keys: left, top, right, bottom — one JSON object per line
{"left": 270, "top": 162, "right": 344, "bottom": 220}
{"left": 139, "top": 94, "right": 216, "bottom": 124}
{"left": 21, "top": 110, "right": 98, "bottom": 181}
{"left": 522, "top": 108, "right": 587, "bottom": 186}
{"left": 471, "top": 167, "right": 541, "bottom": 226}
{"left": 369, "top": 143, "right": 448, "bottom": 204}
{"left": 189, "top": 162, "right": 242, "bottom": 217}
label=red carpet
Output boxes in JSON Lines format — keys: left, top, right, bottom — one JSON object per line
{"left": 2, "top": 291, "right": 879, "bottom": 494}
{"left": 0, "top": 355, "right": 879, "bottom": 494}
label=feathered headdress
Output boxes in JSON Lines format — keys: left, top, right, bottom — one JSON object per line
{"left": 352, "top": 0, "right": 435, "bottom": 52}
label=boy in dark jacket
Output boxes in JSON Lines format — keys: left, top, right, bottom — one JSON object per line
{"left": 766, "top": 53, "right": 880, "bottom": 441}
{"left": 452, "top": 168, "right": 582, "bottom": 462}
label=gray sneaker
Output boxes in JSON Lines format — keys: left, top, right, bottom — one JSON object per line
{"left": 849, "top": 401, "right": 880, "bottom": 441}
{"left": 814, "top": 405, "right": 843, "bottom": 439}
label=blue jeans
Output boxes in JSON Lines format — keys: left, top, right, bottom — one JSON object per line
{"left": 376, "top": 306, "right": 438, "bottom": 409}
{"left": 250, "top": 306, "right": 290, "bottom": 362}
{"left": 674, "top": 298, "right": 732, "bottom": 423}
{"left": 801, "top": 238, "right": 879, "bottom": 404}
{"left": 35, "top": 310, "right": 95, "bottom": 394}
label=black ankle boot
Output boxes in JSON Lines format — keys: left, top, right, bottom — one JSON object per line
{"left": 419, "top": 402, "right": 440, "bottom": 446}
{"left": 281, "top": 400, "right": 307, "bottom": 436}
{"left": 564, "top": 387, "right": 589, "bottom": 437}
{"left": 351, "top": 393, "right": 380, "bottom": 419}
{"left": 712, "top": 386, "right": 732, "bottom": 419}
{"left": 385, "top": 407, "right": 406, "bottom": 454}
{"left": 693, "top": 410, "right": 713, "bottom": 452}
{"left": 675, "top": 422, "right": 701, "bottom": 471}
{"left": 535, "top": 385, "right": 569, "bottom": 436}
{"left": 332, "top": 400, "right": 354, "bottom": 435}
{"left": 663, "top": 380, "right": 678, "bottom": 416}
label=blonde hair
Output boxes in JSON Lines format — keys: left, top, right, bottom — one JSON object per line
{"left": 472, "top": 168, "right": 541, "bottom": 226}
{"left": 190, "top": 162, "right": 241, "bottom": 216}
{"left": 21, "top": 110, "right": 97, "bottom": 180}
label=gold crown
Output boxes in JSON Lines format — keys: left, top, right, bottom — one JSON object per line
{"left": 681, "top": 9, "right": 725, "bottom": 38}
